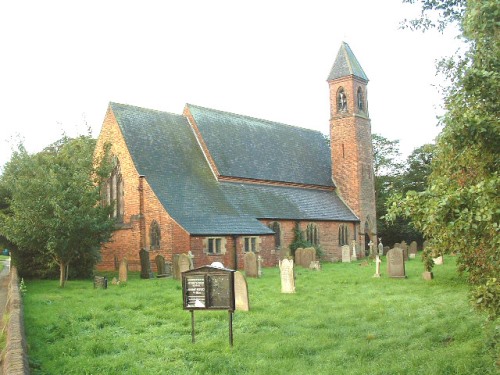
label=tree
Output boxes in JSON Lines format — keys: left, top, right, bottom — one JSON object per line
{"left": 0, "top": 136, "right": 115, "bottom": 287}
{"left": 372, "top": 134, "right": 429, "bottom": 247}
{"left": 389, "top": 0, "right": 500, "bottom": 320}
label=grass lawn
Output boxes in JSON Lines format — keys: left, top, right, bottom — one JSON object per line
{"left": 23, "top": 256, "right": 497, "bottom": 375}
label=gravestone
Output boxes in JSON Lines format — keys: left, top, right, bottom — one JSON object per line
{"left": 373, "top": 255, "right": 381, "bottom": 278}
{"left": 368, "top": 240, "right": 374, "bottom": 256}
{"left": 257, "top": 255, "right": 263, "bottom": 277}
{"left": 342, "top": 245, "right": 351, "bottom": 263}
{"left": 409, "top": 241, "right": 417, "bottom": 259}
{"left": 94, "top": 276, "right": 107, "bottom": 289}
{"left": 394, "top": 243, "right": 401, "bottom": 249}
{"left": 155, "top": 254, "right": 167, "bottom": 278}
{"left": 433, "top": 255, "right": 444, "bottom": 265}
{"left": 401, "top": 241, "right": 409, "bottom": 261}
{"left": 187, "top": 250, "right": 194, "bottom": 269}
{"left": 378, "top": 238, "right": 384, "bottom": 256}
{"left": 309, "top": 261, "right": 321, "bottom": 270}
{"left": 164, "top": 262, "right": 172, "bottom": 277}
{"left": 303, "top": 247, "right": 316, "bottom": 268}
{"left": 234, "top": 271, "right": 250, "bottom": 311}
{"left": 279, "top": 258, "right": 295, "bottom": 293}
{"left": 351, "top": 240, "right": 357, "bottom": 261}
{"left": 244, "top": 252, "right": 258, "bottom": 278}
{"left": 386, "top": 248, "right": 406, "bottom": 278}
{"left": 111, "top": 277, "right": 119, "bottom": 285}
{"left": 409, "top": 241, "right": 417, "bottom": 255}
{"left": 139, "top": 249, "right": 153, "bottom": 279}
{"left": 172, "top": 254, "right": 180, "bottom": 280}
{"left": 178, "top": 253, "right": 192, "bottom": 275}
{"left": 119, "top": 258, "right": 128, "bottom": 283}
{"left": 295, "top": 248, "right": 304, "bottom": 267}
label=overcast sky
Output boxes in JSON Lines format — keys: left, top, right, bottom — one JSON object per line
{"left": 0, "top": 0, "right": 462, "bottom": 171}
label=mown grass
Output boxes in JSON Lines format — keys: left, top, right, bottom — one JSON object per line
{"left": 23, "top": 256, "right": 497, "bottom": 374}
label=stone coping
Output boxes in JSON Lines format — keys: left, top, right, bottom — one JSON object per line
{"left": 2, "top": 266, "right": 30, "bottom": 375}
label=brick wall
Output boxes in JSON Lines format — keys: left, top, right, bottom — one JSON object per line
{"left": 95, "top": 107, "right": 190, "bottom": 272}
{"left": 328, "top": 76, "right": 377, "bottom": 245}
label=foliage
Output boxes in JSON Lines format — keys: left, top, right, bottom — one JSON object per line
{"left": 288, "top": 222, "right": 323, "bottom": 258}
{"left": 422, "top": 247, "right": 435, "bottom": 272}
{"left": 289, "top": 222, "right": 310, "bottom": 256}
{"left": 472, "top": 278, "right": 500, "bottom": 322}
{"left": 372, "top": 134, "right": 429, "bottom": 247}
{"left": 401, "top": 0, "right": 466, "bottom": 32}
{"left": 0, "top": 135, "right": 115, "bottom": 287}
{"left": 389, "top": 0, "right": 500, "bottom": 319}
{"left": 22, "top": 258, "right": 498, "bottom": 374}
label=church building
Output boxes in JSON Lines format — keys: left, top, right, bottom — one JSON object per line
{"left": 95, "top": 42, "right": 377, "bottom": 271}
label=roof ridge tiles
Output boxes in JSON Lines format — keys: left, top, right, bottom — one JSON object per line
{"left": 110, "top": 101, "right": 185, "bottom": 118}
{"left": 186, "top": 103, "right": 324, "bottom": 135}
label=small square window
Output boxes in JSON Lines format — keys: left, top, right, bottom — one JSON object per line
{"left": 244, "top": 237, "right": 257, "bottom": 252}
{"left": 208, "top": 238, "right": 222, "bottom": 254}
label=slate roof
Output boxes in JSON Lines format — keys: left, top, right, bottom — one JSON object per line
{"left": 187, "top": 104, "right": 333, "bottom": 187}
{"left": 327, "top": 42, "right": 368, "bottom": 82}
{"left": 110, "top": 102, "right": 358, "bottom": 236}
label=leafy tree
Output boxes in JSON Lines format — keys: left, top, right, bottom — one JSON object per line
{"left": 372, "top": 134, "right": 429, "bottom": 247}
{"left": 0, "top": 136, "right": 114, "bottom": 287}
{"left": 389, "top": 0, "right": 499, "bottom": 320}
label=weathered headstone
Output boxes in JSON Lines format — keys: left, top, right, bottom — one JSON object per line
{"left": 164, "top": 262, "right": 172, "bottom": 277}
{"left": 118, "top": 258, "right": 128, "bottom": 283}
{"left": 373, "top": 255, "right": 382, "bottom": 277}
{"left": 433, "top": 255, "right": 444, "bottom": 265}
{"left": 139, "top": 249, "right": 153, "bottom": 279}
{"left": 178, "top": 253, "right": 191, "bottom": 275}
{"left": 409, "top": 241, "right": 418, "bottom": 256}
{"left": 309, "top": 260, "right": 321, "bottom": 270}
{"left": 172, "top": 254, "right": 180, "bottom": 280}
{"left": 378, "top": 238, "right": 384, "bottom": 256}
{"left": 279, "top": 258, "right": 295, "bottom": 293}
{"left": 295, "top": 248, "right": 304, "bottom": 267}
{"left": 351, "top": 240, "right": 358, "bottom": 261}
{"left": 244, "top": 251, "right": 258, "bottom": 278}
{"left": 257, "top": 255, "right": 263, "bottom": 277}
{"left": 303, "top": 247, "right": 316, "bottom": 268}
{"left": 368, "top": 240, "right": 374, "bottom": 256}
{"left": 387, "top": 248, "right": 406, "bottom": 278}
{"left": 234, "top": 271, "right": 250, "bottom": 311}
{"left": 187, "top": 250, "right": 194, "bottom": 269}
{"left": 342, "top": 245, "right": 351, "bottom": 263}
{"left": 93, "top": 275, "right": 107, "bottom": 289}
{"left": 401, "top": 241, "right": 409, "bottom": 261}
{"left": 155, "top": 254, "right": 167, "bottom": 277}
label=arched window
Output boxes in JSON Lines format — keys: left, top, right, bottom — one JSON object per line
{"left": 269, "top": 221, "right": 281, "bottom": 248}
{"left": 338, "top": 224, "right": 349, "bottom": 246}
{"left": 357, "top": 87, "right": 364, "bottom": 112}
{"left": 337, "top": 87, "right": 347, "bottom": 112}
{"left": 150, "top": 220, "right": 161, "bottom": 250}
{"left": 306, "top": 223, "right": 319, "bottom": 246}
{"left": 103, "top": 157, "right": 124, "bottom": 222}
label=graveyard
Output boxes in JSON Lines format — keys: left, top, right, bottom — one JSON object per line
{"left": 21, "top": 255, "right": 497, "bottom": 375}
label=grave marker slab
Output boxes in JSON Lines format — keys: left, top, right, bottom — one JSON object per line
{"left": 387, "top": 248, "right": 407, "bottom": 278}
{"left": 342, "top": 245, "right": 351, "bottom": 263}
{"left": 279, "top": 258, "right": 295, "bottom": 293}
{"left": 234, "top": 271, "right": 250, "bottom": 311}
{"left": 119, "top": 258, "right": 128, "bottom": 283}
{"left": 244, "top": 252, "right": 258, "bottom": 278}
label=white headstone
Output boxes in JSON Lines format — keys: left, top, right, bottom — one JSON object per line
{"left": 279, "top": 259, "right": 295, "bottom": 293}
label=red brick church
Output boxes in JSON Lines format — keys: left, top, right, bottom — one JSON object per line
{"left": 95, "top": 42, "right": 377, "bottom": 271}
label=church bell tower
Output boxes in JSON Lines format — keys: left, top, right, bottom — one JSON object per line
{"left": 328, "top": 42, "right": 377, "bottom": 249}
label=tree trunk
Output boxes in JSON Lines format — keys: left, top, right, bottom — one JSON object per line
{"left": 59, "top": 261, "right": 67, "bottom": 288}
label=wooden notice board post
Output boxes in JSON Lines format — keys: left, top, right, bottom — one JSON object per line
{"left": 182, "top": 265, "right": 236, "bottom": 346}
